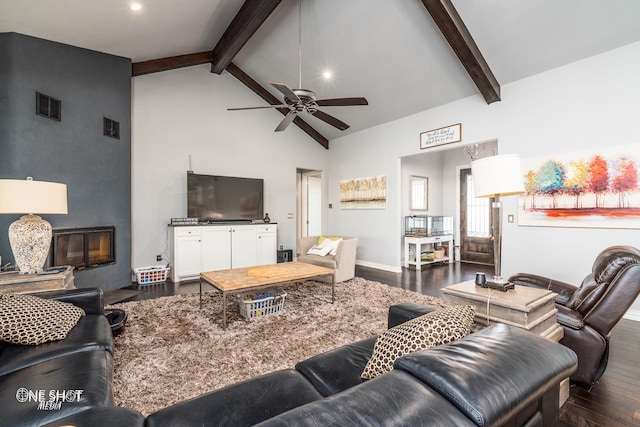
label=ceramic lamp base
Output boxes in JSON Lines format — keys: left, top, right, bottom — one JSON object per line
{"left": 8, "top": 214, "right": 52, "bottom": 274}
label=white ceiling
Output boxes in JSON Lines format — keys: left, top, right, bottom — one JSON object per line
{"left": 3, "top": 0, "right": 640, "bottom": 142}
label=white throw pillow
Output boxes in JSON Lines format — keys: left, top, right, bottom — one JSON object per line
{"left": 307, "top": 244, "right": 332, "bottom": 257}
{"left": 319, "top": 237, "right": 342, "bottom": 256}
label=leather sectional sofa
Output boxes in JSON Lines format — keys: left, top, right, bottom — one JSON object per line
{"left": 2, "top": 292, "right": 577, "bottom": 426}
{"left": 0, "top": 288, "right": 142, "bottom": 426}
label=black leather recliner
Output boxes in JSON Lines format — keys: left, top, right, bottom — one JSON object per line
{"left": 509, "top": 245, "right": 640, "bottom": 386}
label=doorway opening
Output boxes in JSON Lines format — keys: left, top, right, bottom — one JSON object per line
{"left": 296, "top": 169, "right": 322, "bottom": 239}
{"left": 459, "top": 168, "right": 494, "bottom": 265}
{"left": 400, "top": 140, "right": 497, "bottom": 267}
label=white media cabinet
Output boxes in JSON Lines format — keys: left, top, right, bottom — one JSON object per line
{"left": 169, "top": 223, "right": 277, "bottom": 283}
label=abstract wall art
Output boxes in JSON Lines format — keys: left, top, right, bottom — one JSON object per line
{"left": 518, "top": 143, "right": 640, "bottom": 228}
{"left": 340, "top": 175, "right": 387, "bottom": 209}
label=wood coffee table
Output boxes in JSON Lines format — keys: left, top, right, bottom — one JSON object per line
{"left": 200, "top": 261, "right": 335, "bottom": 329}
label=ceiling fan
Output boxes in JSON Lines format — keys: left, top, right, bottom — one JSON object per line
{"left": 227, "top": 0, "right": 368, "bottom": 132}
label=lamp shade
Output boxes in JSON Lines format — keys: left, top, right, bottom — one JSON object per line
{"left": 0, "top": 179, "right": 68, "bottom": 214}
{"left": 470, "top": 154, "right": 525, "bottom": 198}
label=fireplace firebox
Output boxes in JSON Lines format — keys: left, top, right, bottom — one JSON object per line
{"left": 51, "top": 226, "right": 115, "bottom": 270}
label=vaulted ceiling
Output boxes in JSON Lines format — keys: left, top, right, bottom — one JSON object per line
{"left": 3, "top": 0, "right": 640, "bottom": 148}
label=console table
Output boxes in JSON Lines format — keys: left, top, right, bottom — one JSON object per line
{"left": 0, "top": 266, "right": 75, "bottom": 294}
{"left": 404, "top": 234, "right": 453, "bottom": 270}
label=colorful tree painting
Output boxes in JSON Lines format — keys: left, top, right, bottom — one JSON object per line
{"left": 565, "top": 160, "right": 589, "bottom": 209}
{"left": 589, "top": 155, "right": 609, "bottom": 208}
{"left": 537, "top": 160, "right": 566, "bottom": 209}
{"left": 612, "top": 158, "right": 638, "bottom": 208}
{"left": 519, "top": 144, "right": 640, "bottom": 228}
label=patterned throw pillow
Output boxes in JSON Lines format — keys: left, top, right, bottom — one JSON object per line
{"left": 0, "top": 294, "right": 85, "bottom": 345}
{"left": 361, "top": 305, "right": 476, "bottom": 379}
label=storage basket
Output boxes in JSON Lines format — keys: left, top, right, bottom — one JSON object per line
{"left": 134, "top": 266, "right": 169, "bottom": 285}
{"left": 237, "top": 288, "right": 287, "bottom": 319}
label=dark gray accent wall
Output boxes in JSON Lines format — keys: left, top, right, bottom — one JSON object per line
{"left": 0, "top": 32, "right": 132, "bottom": 291}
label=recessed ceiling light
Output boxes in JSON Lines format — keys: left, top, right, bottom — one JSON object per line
{"left": 130, "top": 3, "right": 142, "bottom": 11}
{"left": 322, "top": 70, "right": 333, "bottom": 80}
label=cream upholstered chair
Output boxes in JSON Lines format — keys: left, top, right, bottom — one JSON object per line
{"left": 296, "top": 236, "right": 358, "bottom": 283}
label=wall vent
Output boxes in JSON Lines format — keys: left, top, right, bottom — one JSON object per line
{"left": 103, "top": 117, "right": 120, "bottom": 139}
{"left": 36, "top": 92, "right": 61, "bottom": 121}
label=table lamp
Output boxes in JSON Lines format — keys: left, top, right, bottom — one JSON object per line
{"left": 470, "top": 154, "right": 524, "bottom": 289}
{"left": 0, "top": 177, "right": 68, "bottom": 274}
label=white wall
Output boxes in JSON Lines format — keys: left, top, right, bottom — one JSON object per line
{"left": 131, "top": 43, "right": 640, "bottom": 318}
{"left": 401, "top": 152, "right": 444, "bottom": 217}
{"left": 327, "top": 42, "right": 640, "bottom": 316}
{"left": 131, "top": 65, "right": 329, "bottom": 268}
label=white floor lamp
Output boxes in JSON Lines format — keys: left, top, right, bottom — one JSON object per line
{"left": 471, "top": 154, "right": 524, "bottom": 287}
{"left": 0, "top": 177, "right": 68, "bottom": 274}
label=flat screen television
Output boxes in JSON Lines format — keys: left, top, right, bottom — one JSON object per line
{"left": 187, "top": 173, "right": 264, "bottom": 222}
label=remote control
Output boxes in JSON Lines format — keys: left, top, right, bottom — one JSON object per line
{"left": 37, "top": 269, "right": 60, "bottom": 275}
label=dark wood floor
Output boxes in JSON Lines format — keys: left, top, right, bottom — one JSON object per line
{"left": 123, "top": 262, "right": 640, "bottom": 426}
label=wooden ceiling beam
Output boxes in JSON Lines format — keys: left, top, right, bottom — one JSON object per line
{"left": 210, "top": 0, "right": 283, "bottom": 75}
{"left": 132, "top": 51, "right": 212, "bottom": 77}
{"left": 226, "top": 62, "right": 329, "bottom": 149}
{"left": 420, "top": 0, "right": 500, "bottom": 104}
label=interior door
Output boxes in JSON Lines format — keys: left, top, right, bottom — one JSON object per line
{"left": 297, "top": 170, "right": 322, "bottom": 238}
{"left": 459, "top": 168, "right": 494, "bottom": 265}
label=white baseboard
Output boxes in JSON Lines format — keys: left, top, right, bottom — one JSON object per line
{"left": 355, "top": 260, "right": 402, "bottom": 274}
{"left": 623, "top": 308, "right": 640, "bottom": 322}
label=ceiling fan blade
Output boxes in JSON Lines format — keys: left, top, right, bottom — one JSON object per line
{"left": 275, "top": 110, "right": 297, "bottom": 132}
{"left": 227, "top": 105, "right": 287, "bottom": 111}
{"left": 271, "top": 83, "right": 301, "bottom": 102}
{"left": 311, "top": 110, "right": 350, "bottom": 130}
{"left": 316, "top": 97, "right": 368, "bottom": 107}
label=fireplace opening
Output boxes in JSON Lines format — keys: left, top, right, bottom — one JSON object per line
{"left": 51, "top": 226, "right": 115, "bottom": 270}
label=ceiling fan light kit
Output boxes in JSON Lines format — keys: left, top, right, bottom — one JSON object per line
{"left": 227, "top": 0, "right": 368, "bottom": 133}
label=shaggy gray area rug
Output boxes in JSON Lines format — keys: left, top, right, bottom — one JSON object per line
{"left": 109, "top": 277, "right": 442, "bottom": 415}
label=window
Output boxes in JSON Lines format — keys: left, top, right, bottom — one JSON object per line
{"left": 410, "top": 176, "right": 428, "bottom": 211}
{"left": 466, "top": 174, "right": 491, "bottom": 237}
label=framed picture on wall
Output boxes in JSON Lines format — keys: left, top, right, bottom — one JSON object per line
{"left": 340, "top": 176, "right": 386, "bottom": 209}
{"left": 519, "top": 143, "right": 640, "bottom": 229}
{"left": 420, "top": 123, "right": 461, "bottom": 150}
{"left": 410, "top": 176, "right": 428, "bottom": 211}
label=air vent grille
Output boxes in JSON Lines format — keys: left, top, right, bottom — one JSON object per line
{"left": 103, "top": 117, "right": 120, "bottom": 139}
{"left": 36, "top": 92, "right": 61, "bottom": 121}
